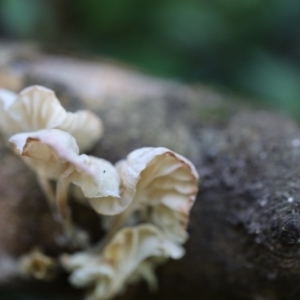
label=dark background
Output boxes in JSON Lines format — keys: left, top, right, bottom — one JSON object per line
{"left": 1, "top": 0, "right": 300, "bottom": 117}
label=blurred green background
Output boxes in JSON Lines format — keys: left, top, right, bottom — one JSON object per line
{"left": 1, "top": 0, "right": 300, "bottom": 117}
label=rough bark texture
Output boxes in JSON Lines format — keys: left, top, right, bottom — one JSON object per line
{"left": 1, "top": 43, "right": 300, "bottom": 300}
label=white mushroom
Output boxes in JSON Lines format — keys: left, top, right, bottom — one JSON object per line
{"left": 0, "top": 85, "right": 103, "bottom": 151}
{"left": 62, "top": 224, "right": 181, "bottom": 300}
{"left": 9, "top": 129, "right": 123, "bottom": 237}
{"left": 9, "top": 128, "right": 80, "bottom": 215}
{"left": 18, "top": 248, "right": 56, "bottom": 281}
{"left": 111, "top": 147, "right": 199, "bottom": 245}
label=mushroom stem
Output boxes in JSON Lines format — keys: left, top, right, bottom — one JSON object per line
{"left": 111, "top": 199, "right": 142, "bottom": 233}
{"left": 56, "top": 179, "right": 73, "bottom": 239}
{"left": 109, "top": 210, "right": 129, "bottom": 235}
{"left": 36, "top": 175, "right": 58, "bottom": 216}
{"left": 56, "top": 179, "right": 70, "bottom": 217}
{"left": 96, "top": 205, "right": 137, "bottom": 251}
{"left": 37, "top": 175, "right": 62, "bottom": 222}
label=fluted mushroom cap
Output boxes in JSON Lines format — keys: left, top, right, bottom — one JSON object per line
{"left": 116, "top": 147, "right": 199, "bottom": 244}
{"left": 0, "top": 85, "right": 103, "bottom": 151}
{"left": 62, "top": 224, "right": 181, "bottom": 300}
{"left": 69, "top": 155, "right": 127, "bottom": 215}
{"left": 9, "top": 129, "right": 123, "bottom": 215}
{"left": 9, "top": 129, "right": 80, "bottom": 179}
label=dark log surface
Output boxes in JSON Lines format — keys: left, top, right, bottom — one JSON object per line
{"left": 1, "top": 43, "right": 300, "bottom": 300}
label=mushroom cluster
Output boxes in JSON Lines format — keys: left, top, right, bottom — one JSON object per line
{"left": 0, "top": 85, "right": 199, "bottom": 300}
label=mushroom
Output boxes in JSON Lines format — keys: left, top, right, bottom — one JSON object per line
{"left": 110, "top": 147, "right": 199, "bottom": 245}
{"left": 61, "top": 223, "right": 182, "bottom": 300}
{"left": 9, "top": 129, "right": 123, "bottom": 237}
{"left": 0, "top": 85, "right": 103, "bottom": 151}
{"left": 9, "top": 128, "right": 80, "bottom": 214}
{"left": 18, "top": 248, "right": 57, "bottom": 281}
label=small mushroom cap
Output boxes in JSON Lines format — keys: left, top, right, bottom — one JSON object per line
{"left": 9, "top": 129, "right": 80, "bottom": 179}
{"left": 18, "top": 248, "right": 56, "bottom": 281}
{"left": 64, "top": 224, "right": 177, "bottom": 300}
{"left": 9, "top": 129, "right": 122, "bottom": 215}
{"left": 58, "top": 110, "right": 103, "bottom": 152}
{"left": 69, "top": 155, "right": 126, "bottom": 216}
{"left": 0, "top": 85, "right": 103, "bottom": 151}
{"left": 9, "top": 86, "right": 67, "bottom": 132}
{"left": 103, "top": 224, "right": 167, "bottom": 264}
{"left": 116, "top": 147, "right": 199, "bottom": 244}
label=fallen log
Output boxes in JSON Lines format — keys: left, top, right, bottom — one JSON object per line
{"left": 0, "top": 43, "right": 300, "bottom": 300}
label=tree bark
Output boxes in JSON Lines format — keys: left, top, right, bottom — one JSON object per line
{"left": 1, "top": 43, "right": 300, "bottom": 300}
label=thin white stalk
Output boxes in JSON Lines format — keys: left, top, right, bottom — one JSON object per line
{"left": 56, "top": 178, "right": 73, "bottom": 239}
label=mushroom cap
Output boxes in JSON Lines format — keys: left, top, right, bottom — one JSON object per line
{"left": 58, "top": 110, "right": 103, "bottom": 152}
{"left": 64, "top": 224, "right": 178, "bottom": 300}
{"left": 8, "top": 86, "right": 67, "bottom": 133}
{"left": 18, "top": 248, "right": 56, "bottom": 280}
{"left": 69, "top": 155, "right": 126, "bottom": 216}
{"left": 116, "top": 147, "right": 199, "bottom": 244}
{"left": 0, "top": 85, "right": 103, "bottom": 151}
{"left": 9, "top": 129, "right": 80, "bottom": 179}
{"left": 9, "top": 129, "right": 123, "bottom": 216}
